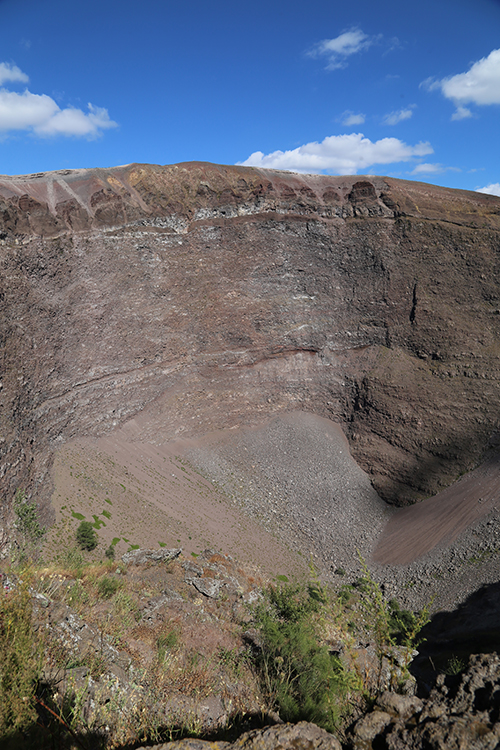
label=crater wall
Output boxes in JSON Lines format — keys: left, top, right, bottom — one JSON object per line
{"left": 1, "top": 162, "right": 500, "bottom": 524}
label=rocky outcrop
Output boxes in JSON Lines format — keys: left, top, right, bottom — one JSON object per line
{"left": 349, "top": 654, "right": 500, "bottom": 750}
{"left": 2, "top": 162, "right": 500, "bottom": 524}
{"left": 29, "top": 548, "right": 266, "bottom": 743}
{"left": 121, "top": 548, "right": 182, "bottom": 565}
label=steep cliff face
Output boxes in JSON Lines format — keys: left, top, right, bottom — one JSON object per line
{"left": 1, "top": 162, "right": 500, "bottom": 521}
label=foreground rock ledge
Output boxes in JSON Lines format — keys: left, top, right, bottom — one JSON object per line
{"left": 137, "top": 721, "right": 342, "bottom": 750}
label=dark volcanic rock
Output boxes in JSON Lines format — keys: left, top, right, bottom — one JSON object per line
{"left": 1, "top": 162, "right": 500, "bottom": 523}
{"left": 349, "top": 654, "right": 500, "bottom": 750}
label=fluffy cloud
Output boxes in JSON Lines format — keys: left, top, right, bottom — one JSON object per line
{"left": 476, "top": 183, "right": 500, "bottom": 197}
{"left": 0, "top": 62, "right": 29, "bottom": 86}
{"left": 0, "top": 62, "right": 117, "bottom": 138}
{"left": 382, "top": 106, "right": 415, "bottom": 126}
{"left": 341, "top": 111, "right": 365, "bottom": 126}
{"left": 238, "top": 133, "right": 433, "bottom": 175}
{"left": 35, "top": 103, "right": 116, "bottom": 137}
{"left": 424, "top": 49, "right": 500, "bottom": 118}
{"left": 308, "top": 28, "right": 374, "bottom": 70}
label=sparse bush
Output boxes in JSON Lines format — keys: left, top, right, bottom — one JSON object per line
{"left": 157, "top": 627, "right": 179, "bottom": 663}
{"left": 13, "top": 489, "right": 45, "bottom": 556}
{"left": 252, "top": 580, "right": 354, "bottom": 732}
{"left": 355, "top": 555, "right": 431, "bottom": 688}
{"left": 217, "top": 646, "right": 248, "bottom": 678}
{"left": 105, "top": 544, "right": 115, "bottom": 560}
{"left": 75, "top": 521, "right": 97, "bottom": 551}
{"left": 66, "top": 579, "right": 89, "bottom": 610}
{"left": 97, "top": 576, "right": 121, "bottom": 600}
{"left": 111, "top": 591, "right": 139, "bottom": 635}
{"left": 443, "top": 654, "right": 466, "bottom": 676}
{"left": 0, "top": 584, "right": 41, "bottom": 736}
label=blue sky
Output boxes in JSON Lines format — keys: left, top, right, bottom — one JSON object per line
{"left": 1, "top": 0, "right": 499, "bottom": 194}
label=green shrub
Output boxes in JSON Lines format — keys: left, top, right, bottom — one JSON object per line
{"left": 75, "top": 521, "right": 97, "bottom": 551}
{"left": 355, "top": 555, "right": 431, "bottom": 685}
{"left": 444, "top": 654, "right": 466, "bottom": 676}
{"left": 105, "top": 544, "right": 115, "bottom": 560}
{"left": 13, "top": 489, "right": 45, "bottom": 555}
{"left": 252, "top": 581, "right": 353, "bottom": 732}
{"left": 388, "top": 598, "right": 419, "bottom": 643}
{"left": 338, "top": 585, "right": 354, "bottom": 605}
{"left": 97, "top": 576, "right": 121, "bottom": 599}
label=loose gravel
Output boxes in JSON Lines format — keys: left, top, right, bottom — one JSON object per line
{"left": 186, "top": 411, "right": 500, "bottom": 613}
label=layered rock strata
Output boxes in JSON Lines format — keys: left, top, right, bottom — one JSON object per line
{"left": 2, "top": 162, "right": 500, "bottom": 523}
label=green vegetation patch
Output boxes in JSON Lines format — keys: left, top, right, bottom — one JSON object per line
{"left": 76, "top": 521, "right": 98, "bottom": 551}
{"left": 97, "top": 576, "right": 122, "bottom": 600}
{"left": 14, "top": 490, "right": 46, "bottom": 554}
{"left": 91, "top": 514, "right": 106, "bottom": 529}
{"left": 0, "top": 585, "right": 41, "bottom": 736}
{"left": 157, "top": 628, "right": 179, "bottom": 663}
{"left": 252, "top": 580, "right": 354, "bottom": 732}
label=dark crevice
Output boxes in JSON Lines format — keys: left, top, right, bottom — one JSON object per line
{"left": 409, "top": 282, "right": 418, "bottom": 323}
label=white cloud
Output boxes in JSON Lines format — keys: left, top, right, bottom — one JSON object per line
{"left": 308, "top": 28, "right": 374, "bottom": 70}
{"left": 441, "top": 49, "right": 500, "bottom": 104}
{"left": 238, "top": 133, "right": 433, "bottom": 175}
{"left": 382, "top": 106, "right": 415, "bottom": 126}
{"left": 411, "top": 163, "right": 444, "bottom": 175}
{"left": 341, "top": 111, "right": 365, "bottom": 126}
{"left": 424, "top": 49, "right": 500, "bottom": 118}
{"left": 0, "top": 81, "right": 117, "bottom": 138}
{"left": 0, "top": 89, "right": 58, "bottom": 130}
{"left": 476, "top": 183, "right": 500, "bottom": 197}
{"left": 451, "top": 105, "right": 473, "bottom": 121}
{"left": 0, "top": 62, "right": 29, "bottom": 86}
{"left": 34, "top": 103, "right": 116, "bottom": 137}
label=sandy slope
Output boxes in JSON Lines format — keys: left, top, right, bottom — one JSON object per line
{"left": 47, "top": 410, "right": 389, "bottom": 578}
{"left": 47, "top": 408, "right": 500, "bottom": 611}
{"left": 374, "top": 455, "right": 500, "bottom": 564}
{"left": 47, "top": 425, "right": 307, "bottom": 580}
